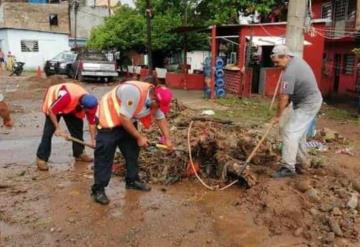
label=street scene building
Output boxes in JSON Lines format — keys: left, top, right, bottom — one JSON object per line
{"left": 0, "top": 1, "right": 360, "bottom": 246}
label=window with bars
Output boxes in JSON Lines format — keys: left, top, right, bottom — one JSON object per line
{"left": 21, "top": 40, "right": 39, "bottom": 52}
{"left": 321, "top": 2, "right": 332, "bottom": 20}
{"left": 334, "top": 0, "right": 347, "bottom": 21}
{"left": 342, "top": 54, "right": 355, "bottom": 75}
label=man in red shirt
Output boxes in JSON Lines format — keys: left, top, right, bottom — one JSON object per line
{"left": 36, "top": 83, "right": 98, "bottom": 171}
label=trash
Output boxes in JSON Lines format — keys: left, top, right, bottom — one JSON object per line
{"left": 335, "top": 148, "right": 354, "bottom": 156}
{"left": 201, "top": 110, "right": 215, "bottom": 116}
{"left": 347, "top": 193, "right": 358, "bottom": 209}
{"left": 327, "top": 217, "right": 343, "bottom": 237}
{"left": 305, "top": 188, "right": 321, "bottom": 203}
{"left": 305, "top": 140, "right": 328, "bottom": 152}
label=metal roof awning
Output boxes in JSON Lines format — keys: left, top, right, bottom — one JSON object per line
{"left": 245, "top": 36, "right": 312, "bottom": 46}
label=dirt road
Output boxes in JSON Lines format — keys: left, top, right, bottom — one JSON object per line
{"left": 1, "top": 74, "right": 359, "bottom": 246}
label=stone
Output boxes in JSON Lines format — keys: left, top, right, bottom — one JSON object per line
{"left": 294, "top": 227, "right": 303, "bottom": 237}
{"left": 319, "top": 203, "right": 333, "bottom": 212}
{"left": 295, "top": 180, "right": 311, "bottom": 193}
{"left": 332, "top": 207, "right": 342, "bottom": 216}
{"left": 306, "top": 188, "right": 321, "bottom": 203}
{"left": 328, "top": 217, "right": 343, "bottom": 237}
{"left": 310, "top": 207, "right": 319, "bottom": 216}
{"left": 323, "top": 232, "right": 335, "bottom": 243}
{"left": 347, "top": 193, "right": 358, "bottom": 209}
{"left": 352, "top": 180, "right": 360, "bottom": 193}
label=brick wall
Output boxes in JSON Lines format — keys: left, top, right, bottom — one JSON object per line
{"left": 0, "top": 3, "right": 69, "bottom": 34}
{"left": 224, "top": 69, "right": 242, "bottom": 95}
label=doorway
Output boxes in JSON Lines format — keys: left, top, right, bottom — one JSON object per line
{"left": 250, "top": 46, "right": 274, "bottom": 94}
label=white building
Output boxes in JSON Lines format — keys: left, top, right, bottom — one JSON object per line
{"left": 0, "top": 2, "right": 70, "bottom": 70}
{"left": 0, "top": 29, "right": 70, "bottom": 70}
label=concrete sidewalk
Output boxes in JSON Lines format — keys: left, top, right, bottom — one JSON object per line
{"left": 172, "top": 89, "right": 229, "bottom": 111}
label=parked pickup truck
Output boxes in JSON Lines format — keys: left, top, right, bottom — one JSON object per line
{"left": 68, "top": 51, "right": 118, "bottom": 82}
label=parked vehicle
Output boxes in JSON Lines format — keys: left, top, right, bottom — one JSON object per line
{"left": 9, "top": 61, "right": 25, "bottom": 76}
{"left": 68, "top": 51, "right": 118, "bottom": 82}
{"left": 44, "top": 51, "right": 76, "bottom": 77}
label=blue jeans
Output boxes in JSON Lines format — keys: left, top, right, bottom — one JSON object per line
{"left": 281, "top": 102, "right": 322, "bottom": 172}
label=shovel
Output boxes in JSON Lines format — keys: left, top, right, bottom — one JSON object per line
{"left": 149, "top": 143, "right": 187, "bottom": 152}
{"left": 62, "top": 135, "right": 95, "bottom": 149}
{"left": 148, "top": 143, "right": 187, "bottom": 158}
{"left": 220, "top": 121, "right": 275, "bottom": 190}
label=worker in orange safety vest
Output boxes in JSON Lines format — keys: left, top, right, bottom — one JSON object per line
{"left": 91, "top": 79, "right": 173, "bottom": 205}
{"left": 36, "top": 82, "right": 98, "bottom": 171}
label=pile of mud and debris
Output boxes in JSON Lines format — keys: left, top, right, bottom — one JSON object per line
{"left": 113, "top": 99, "right": 280, "bottom": 187}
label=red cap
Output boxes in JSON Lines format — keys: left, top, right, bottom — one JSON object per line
{"left": 155, "top": 86, "right": 173, "bottom": 113}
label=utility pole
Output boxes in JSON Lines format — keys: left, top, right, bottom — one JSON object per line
{"left": 73, "top": 0, "right": 80, "bottom": 48}
{"left": 285, "top": 0, "right": 308, "bottom": 57}
{"left": 107, "top": 0, "right": 111, "bottom": 16}
{"left": 145, "top": 0, "right": 153, "bottom": 72}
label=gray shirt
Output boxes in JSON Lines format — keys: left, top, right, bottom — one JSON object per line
{"left": 280, "top": 57, "right": 322, "bottom": 109}
{"left": 116, "top": 84, "right": 165, "bottom": 120}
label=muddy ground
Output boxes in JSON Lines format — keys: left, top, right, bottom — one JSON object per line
{"left": 1, "top": 73, "right": 360, "bottom": 247}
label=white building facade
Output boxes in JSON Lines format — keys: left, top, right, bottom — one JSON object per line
{"left": 0, "top": 28, "right": 70, "bottom": 70}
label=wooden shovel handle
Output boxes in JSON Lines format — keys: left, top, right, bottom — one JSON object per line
{"left": 66, "top": 135, "right": 95, "bottom": 149}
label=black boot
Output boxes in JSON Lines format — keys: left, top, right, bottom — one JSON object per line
{"left": 273, "top": 166, "right": 296, "bottom": 178}
{"left": 91, "top": 189, "right": 110, "bottom": 205}
{"left": 126, "top": 180, "right": 151, "bottom": 192}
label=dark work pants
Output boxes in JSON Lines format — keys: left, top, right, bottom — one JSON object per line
{"left": 92, "top": 124, "right": 140, "bottom": 192}
{"left": 36, "top": 115, "right": 84, "bottom": 162}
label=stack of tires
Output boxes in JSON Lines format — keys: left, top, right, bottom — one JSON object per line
{"left": 215, "top": 57, "right": 225, "bottom": 98}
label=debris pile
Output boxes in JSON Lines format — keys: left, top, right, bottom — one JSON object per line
{"left": 117, "top": 101, "right": 281, "bottom": 186}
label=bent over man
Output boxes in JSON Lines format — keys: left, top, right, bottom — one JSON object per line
{"left": 91, "top": 80, "right": 173, "bottom": 205}
{"left": 271, "top": 45, "right": 323, "bottom": 178}
{"left": 36, "top": 82, "right": 98, "bottom": 171}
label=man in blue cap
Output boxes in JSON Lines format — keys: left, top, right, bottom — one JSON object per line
{"left": 36, "top": 82, "right": 98, "bottom": 171}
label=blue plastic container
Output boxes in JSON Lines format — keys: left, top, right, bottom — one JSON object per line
{"left": 204, "top": 57, "right": 211, "bottom": 67}
{"left": 215, "top": 78, "right": 225, "bottom": 88}
{"left": 29, "top": 0, "right": 48, "bottom": 3}
{"left": 204, "top": 68, "right": 211, "bottom": 77}
{"left": 216, "top": 57, "right": 224, "bottom": 68}
{"left": 216, "top": 88, "right": 226, "bottom": 97}
{"left": 215, "top": 69, "right": 224, "bottom": 78}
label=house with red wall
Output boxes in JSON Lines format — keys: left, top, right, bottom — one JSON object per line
{"left": 163, "top": 0, "right": 360, "bottom": 99}
{"left": 311, "top": 0, "right": 359, "bottom": 96}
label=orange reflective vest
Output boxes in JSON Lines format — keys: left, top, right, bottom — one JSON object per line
{"left": 97, "top": 81, "right": 154, "bottom": 129}
{"left": 42, "top": 82, "right": 88, "bottom": 115}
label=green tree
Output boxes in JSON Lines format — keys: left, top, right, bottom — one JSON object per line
{"left": 87, "top": 5, "right": 146, "bottom": 52}
{"left": 88, "top": 0, "right": 284, "bottom": 57}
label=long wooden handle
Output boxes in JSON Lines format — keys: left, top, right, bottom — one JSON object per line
{"left": 238, "top": 122, "right": 274, "bottom": 175}
{"left": 66, "top": 136, "right": 95, "bottom": 149}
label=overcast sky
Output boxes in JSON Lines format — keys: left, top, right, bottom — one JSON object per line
{"left": 121, "top": 0, "right": 135, "bottom": 7}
